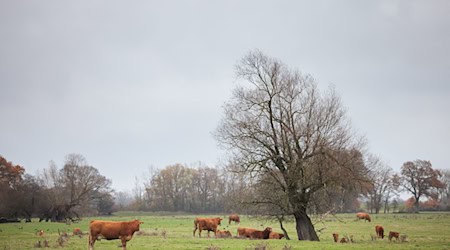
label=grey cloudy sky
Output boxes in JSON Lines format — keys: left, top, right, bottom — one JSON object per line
{"left": 1, "top": 1, "right": 449, "bottom": 192}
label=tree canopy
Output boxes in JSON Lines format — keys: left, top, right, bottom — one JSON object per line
{"left": 401, "top": 159, "right": 444, "bottom": 212}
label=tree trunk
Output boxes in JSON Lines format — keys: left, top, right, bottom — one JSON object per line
{"left": 414, "top": 197, "right": 420, "bottom": 213}
{"left": 294, "top": 208, "right": 320, "bottom": 241}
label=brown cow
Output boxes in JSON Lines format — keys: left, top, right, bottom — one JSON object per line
{"left": 340, "top": 237, "right": 348, "bottom": 243}
{"left": 356, "top": 212, "right": 371, "bottom": 222}
{"left": 388, "top": 231, "right": 400, "bottom": 241}
{"left": 193, "top": 217, "right": 222, "bottom": 238}
{"left": 237, "top": 227, "right": 256, "bottom": 238}
{"left": 228, "top": 213, "right": 240, "bottom": 225}
{"left": 249, "top": 227, "right": 272, "bottom": 239}
{"left": 375, "top": 225, "right": 385, "bottom": 239}
{"left": 73, "top": 228, "right": 83, "bottom": 237}
{"left": 332, "top": 233, "right": 339, "bottom": 243}
{"left": 88, "top": 219, "right": 143, "bottom": 250}
{"left": 268, "top": 231, "right": 285, "bottom": 239}
{"left": 216, "top": 229, "right": 232, "bottom": 238}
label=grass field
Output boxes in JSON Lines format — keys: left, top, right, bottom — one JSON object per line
{"left": 0, "top": 212, "right": 449, "bottom": 249}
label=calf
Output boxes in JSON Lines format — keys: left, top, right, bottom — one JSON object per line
{"left": 228, "top": 214, "right": 240, "bottom": 225}
{"left": 332, "top": 233, "right": 339, "bottom": 243}
{"left": 268, "top": 231, "right": 285, "bottom": 239}
{"left": 340, "top": 237, "right": 348, "bottom": 243}
{"left": 375, "top": 225, "right": 385, "bottom": 239}
{"left": 249, "top": 227, "right": 272, "bottom": 239}
{"left": 73, "top": 228, "right": 83, "bottom": 237}
{"left": 356, "top": 212, "right": 371, "bottom": 222}
{"left": 89, "top": 219, "right": 143, "bottom": 250}
{"left": 193, "top": 217, "right": 222, "bottom": 238}
{"left": 216, "top": 229, "right": 232, "bottom": 238}
{"left": 389, "top": 231, "right": 400, "bottom": 241}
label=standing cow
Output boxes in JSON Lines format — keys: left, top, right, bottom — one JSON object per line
{"left": 356, "top": 212, "right": 371, "bottom": 222}
{"left": 375, "top": 225, "right": 385, "bottom": 239}
{"left": 193, "top": 217, "right": 222, "bottom": 238}
{"left": 89, "top": 219, "right": 143, "bottom": 250}
{"left": 389, "top": 231, "right": 400, "bottom": 241}
{"left": 228, "top": 213, "right": 240, "bottom": 225}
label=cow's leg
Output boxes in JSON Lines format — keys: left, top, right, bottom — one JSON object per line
{"left": 121, "top": 238, "right": 127, "bottom": 250}
{"left": 88, "top": 233, "right": 95, "bottom": 250}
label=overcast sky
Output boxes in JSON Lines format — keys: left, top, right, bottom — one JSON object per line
{"left": 1, "top": 1, "right": 449, "bottom": 192}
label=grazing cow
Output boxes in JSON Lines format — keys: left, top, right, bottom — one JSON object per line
{"left": 193, "top": 217, "right": 223, "bottom": 238}
{"left": 37, "top": 230, "right": 45, "bottom": 236}
{"left": 216, "top": 229, "right": 232, "bottom": 238}
{"left": 228, "top": 214, "right": 240, "bottom": 225}
{"left": 375, "top": 225, "right": 385, "bottom": 239}
{"left": 388, "top": 231, "right": 400, "bottom": 241}
{"left": 356, "top": 212, "right": 371, "bottom": 222}
{"left": 268, "top": 231, "right": 285, "bottom": 239}
{"left": 249, "top": 227, "right": 272, "bottom": 239}
{"left": 332, "top": 233, "right": 339, "bottom": 243}
{"left": 88, "top": 219, "right": 143, "bottom": 250}
{"left": 73, "top": 228, "right": 83, "bottom": 237}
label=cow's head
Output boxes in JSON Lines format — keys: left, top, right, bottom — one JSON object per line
{"left": 216, "top": 217, "right": 223, "bottom": 225}
{"left": 131, "top": 220, "right": 144, "bottom": 231}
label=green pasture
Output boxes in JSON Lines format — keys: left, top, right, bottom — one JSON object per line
{"left": 0, "top": 212, "right": 449, "bottom": 249}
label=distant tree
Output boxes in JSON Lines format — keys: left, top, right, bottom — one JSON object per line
{"left": 0, "top": 155, "right": 25, "bottom": 189}
{"left": 437, "top": 169, "right": 450, "bottom": 210}
{"left": 192, "top": 167, "right": 225, "bottom": 213}
{"left": 39, "top": 154, "right": 113, "bottom": 221}
{"left": 16, "top": 174, "right": 45, "bottom": 221}
{"left": 114, "top": 191, "right": 133, "bottom": 210}
{"left": 142, "top": 164, "right": 226, "bottom": 213}
{"left": 391, "top": 198, "right": 399, "bottom": 212}
{"left": 131, "top": 176, "right": 147, "bottom": 211}
{"left": 400, "top": 160, "right": 444, "bottom": 213}
{"left": 0, "top": 155, "right": 26, "bottom": 219}
{"left": 215, "top": 51, "right": 369, "bottom": 240}
{"left": 364, "top": 156, "right": 398, "bottom": 214}
{"left": 145, "top": 164, "right": 194, "bottom": 211}
{"left": 221, "top": 162, "right": 252, "bottom": 213}
{"left": 96, "top": 192, "right": 116, "bottom": 215}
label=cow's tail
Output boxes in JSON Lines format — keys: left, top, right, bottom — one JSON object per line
{"left": 193, "top": 218, "right": 198, "bottom": 237}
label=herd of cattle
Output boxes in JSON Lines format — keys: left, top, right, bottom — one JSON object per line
{"left": 86, "top": 213, "right": 285, "bottom": 249}
{"left": 352, "top": 212, "right": 402, "bottom": 242}
{"left": 74, "top": 212, "right": 402, "bottom": 249}
{"left": 192, "top": 214, "right": 284, "bottom": 240}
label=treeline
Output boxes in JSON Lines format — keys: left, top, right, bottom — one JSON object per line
{"left": 124, "top": 160, "right": 450, "bottom": 214}
{"left": 133, "top": 164, "right": 228, "bottom": 213}
{"left": 2, "top": 154, "right": 450, "bottom": 222}
{"left": 0, "top": 154, "right": 114, "bottom": 222}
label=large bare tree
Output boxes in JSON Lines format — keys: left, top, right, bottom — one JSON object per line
{"left": 216, "top": 51, "right": 368, "bottom": 241}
